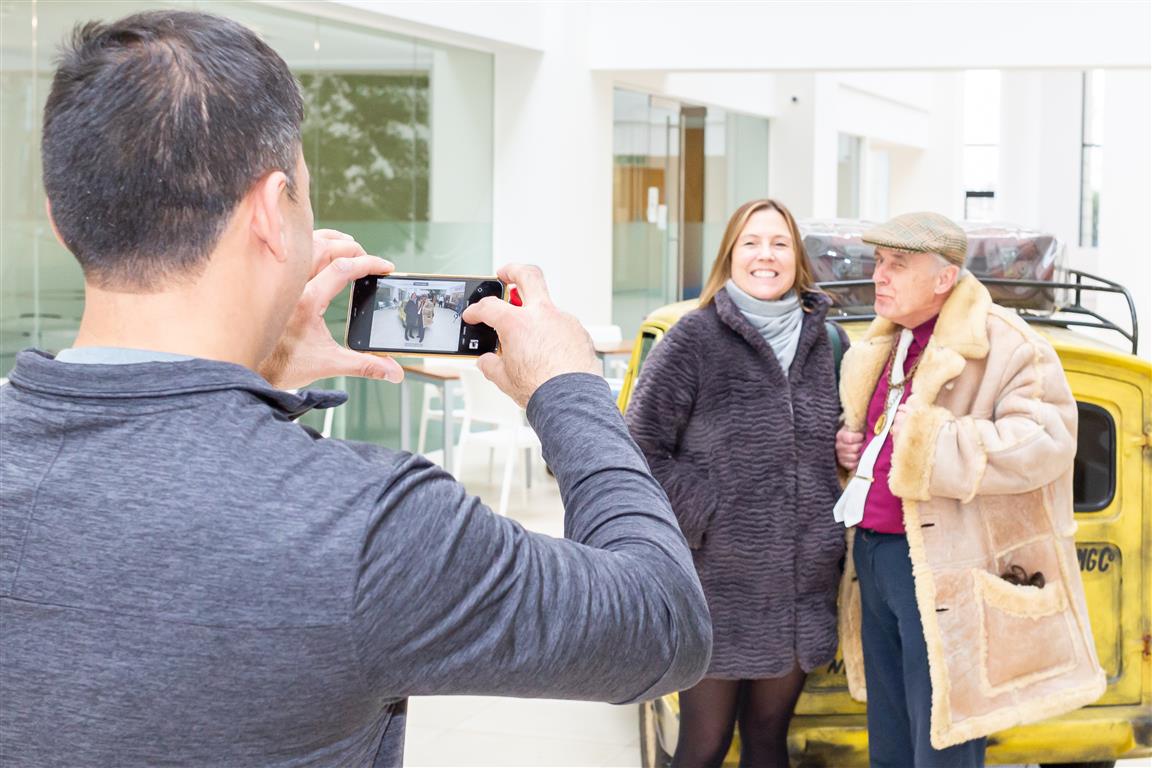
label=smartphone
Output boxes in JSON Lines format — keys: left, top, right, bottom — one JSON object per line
{"left": 345, "top": 273, "right": 505, "bottom": 357}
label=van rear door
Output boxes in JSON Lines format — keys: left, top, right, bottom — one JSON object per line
{"left": 1065, "top": 369, "right": 1145, "bottom": 706}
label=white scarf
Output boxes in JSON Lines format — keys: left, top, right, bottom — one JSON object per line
{"left": 832, "top": 328, "right": 915, "bottom": 528}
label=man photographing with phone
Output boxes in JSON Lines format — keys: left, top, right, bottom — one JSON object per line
{"left": 0, "top": 10, "right": 711, "bottom": 767}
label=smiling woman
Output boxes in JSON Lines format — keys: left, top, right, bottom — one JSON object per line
{"left": 699, "top": 199, "right": 822, "bottom": 308}
{"left": 728, "top": 208, "right": 798, "bottom": 302}
{"left": 626, "top": 197, "right": 848, "bottom": 767}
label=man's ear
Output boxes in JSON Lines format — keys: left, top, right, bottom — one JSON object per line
{"left": 249, "top": 171, "right": 290, "bottom": 263}
{"left": 935, "top": 263, "right": 961, "bottom": 295}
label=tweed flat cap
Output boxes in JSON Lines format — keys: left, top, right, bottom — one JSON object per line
{"left": 862, "top": 211, "right": 968, "bottom": 268}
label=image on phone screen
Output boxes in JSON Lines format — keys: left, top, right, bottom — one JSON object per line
{"left": 347, "top": 275, "right": 502, "bottom": 356}
{"left": 370, "top": 278, "right": 467, "bottom": 352}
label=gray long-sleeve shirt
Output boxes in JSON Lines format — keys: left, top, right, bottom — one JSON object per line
{"left": 0, "top": 350, "right": 711, "bottom": 767}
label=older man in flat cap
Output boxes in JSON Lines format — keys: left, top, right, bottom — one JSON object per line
{"left": 833, "top": 212, "right": 1104, "bottom": 767}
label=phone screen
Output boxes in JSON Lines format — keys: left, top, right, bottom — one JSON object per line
{"left": 346, "top": 275, "right": 503, "bottom": 356}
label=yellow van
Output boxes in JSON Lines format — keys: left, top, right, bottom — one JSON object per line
{"left": 621, "top": 253, "right": 1151, "bottom": 767}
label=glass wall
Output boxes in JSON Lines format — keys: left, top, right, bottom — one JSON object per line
{"left": 0, "top": 0, "right": 493, "bottom": 445}
{"left": 611, "top": 90, "right": 680, "bottom": 339}
{"left": 611, "top": 89, "right": 770, "bottom": 338}
{"left": 702, "top": 110, "right": 772, "bottom": 286}
{"left": 962, "top": 69, "right": 1001, "bottom": 221}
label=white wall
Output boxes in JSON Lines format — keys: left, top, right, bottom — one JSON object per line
{"left": 767, "top": 72, "right": 961, "bottom": 220}
{"left": 997, "top": 71, "right": 1082, "bottom": 246}
{"left": 614, "top": 71, "right": 778, "bottom": 118}
{"left": 585, "top": 2, "right": 1151, "bottom": 71}
{"left": 765, "top": 74, "right": 824, "bottom": 219}
{"left": 300, "top": 0, "right": 545, "bottom": 52}
{"left": 1097, "top": 69, "right": 1152, "bottom": 359}
{"left": 886, "top": 73, "right": 965, "bottom": 220}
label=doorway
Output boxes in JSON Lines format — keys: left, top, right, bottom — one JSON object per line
{"left": 612, "top": 89, "right": 771, "bottom": 337}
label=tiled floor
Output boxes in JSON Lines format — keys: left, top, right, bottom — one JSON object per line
{"left": 405, "top": 447, "right": 1147, "bottom": 768}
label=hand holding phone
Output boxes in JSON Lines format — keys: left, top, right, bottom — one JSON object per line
{"left": 259, "top": 231, "right": 404, "bottom": 389}
{"left": 462, "top": 264, "right": 600, "bottom": 408}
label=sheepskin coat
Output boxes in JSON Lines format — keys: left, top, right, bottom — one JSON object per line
{"left": 627, "top": 288, "right": 846, "bottom": 679}
{"left": 837, "top": 275, "right": 1106, "bottom": 749}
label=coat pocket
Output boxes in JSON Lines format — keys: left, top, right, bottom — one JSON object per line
{"left": 971, "top": 568, "right": 1077, "bottom": 696}
{"left": 674, "top": 461, "right": 720, "bottom": 549}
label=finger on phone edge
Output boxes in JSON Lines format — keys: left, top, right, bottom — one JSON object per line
{"left": 461, "top": 295, "right": 515, "bottom": 329}
{"left": 310, "top": 255, "right": 394, "bottom": 303}
{"left": 496, "top": 263, "right": 548, "bottom": 303}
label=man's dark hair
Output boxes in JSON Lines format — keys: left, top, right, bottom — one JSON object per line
{"left": 42, "top": 11, "right": 304, "bottom": 289}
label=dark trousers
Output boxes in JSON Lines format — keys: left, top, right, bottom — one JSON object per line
{"left": 853, "top": 528, "right": 986, "bottom": 768}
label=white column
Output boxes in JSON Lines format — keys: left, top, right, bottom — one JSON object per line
{"left": 1099, "top": 69, "right": 1152, "bottom": 359}
{"left": 767, "top": 74, "right": 838, "bottom": 218}
{"left": 997, "top": 71, "right": 1082, "bottom": 245}
{"left": 490, "top": 4, "right": 614, "bottom": 324}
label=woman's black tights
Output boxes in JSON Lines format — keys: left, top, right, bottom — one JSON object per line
{"left": 670, "top": 664, "right": 807, "bottom": 768}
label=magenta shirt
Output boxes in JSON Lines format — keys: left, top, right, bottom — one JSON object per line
{"left": 859, "top": 316, "right": 938, "bottom": 534}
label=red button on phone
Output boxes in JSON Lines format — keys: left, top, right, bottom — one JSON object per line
{"left": 509, "top": 286, "right": 522, "bottom": 306}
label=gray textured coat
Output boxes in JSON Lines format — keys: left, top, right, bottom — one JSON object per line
{"left": 626, "top": 288, "right": 846, "bottom": 678}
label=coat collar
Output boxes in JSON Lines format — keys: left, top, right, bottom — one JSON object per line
{"left": 8, "top": 349, "right": 346, "bottom": 420}
{"left": 859, "top": 274, "right": 992, "bottom": 359}
{"left": 839, "top": 275, "right": 993, "bottom": 430}
{"left": 713, "top": 287, "right": 831, "bottom": 381}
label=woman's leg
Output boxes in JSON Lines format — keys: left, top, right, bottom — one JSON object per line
{"left": 671, "top": 677, "right": 742, "bottom": 768}
{"left": 735, "top": 663, "right": 807, "bottom": 768}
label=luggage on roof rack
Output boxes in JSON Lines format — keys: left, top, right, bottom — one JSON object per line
{"left": 801, "top": 219, "right": 1063, "bottom": 311}
{"left": 799, "top": 219, "right": 1139, "bottom": 354}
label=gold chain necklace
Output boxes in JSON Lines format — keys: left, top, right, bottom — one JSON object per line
{"left": 872, "top": 337, "right": 923, "bottom": 435}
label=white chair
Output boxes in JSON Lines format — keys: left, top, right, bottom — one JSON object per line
{"left": 416, "top": 360, "right": 471, "bottom": 455}
{"left": 584, "top": 323, "right": 623, "bottom": 346}
{"left": 584, "top": 323, "right": 627, "bottom": 380}
{"left": 453, "top": 366, "right": 541, "bottom": 516}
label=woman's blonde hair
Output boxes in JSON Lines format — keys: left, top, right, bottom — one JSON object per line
{"left": 698, "top": 198, "right": 820, "bottom": 308}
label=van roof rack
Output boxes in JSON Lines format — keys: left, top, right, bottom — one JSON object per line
{"left": 818, "top": 268, "right": 1139, "bottom": 355}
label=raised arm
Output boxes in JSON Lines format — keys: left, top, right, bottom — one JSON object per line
{"left": 352, "top": 374, "right": 711, "bottom": 702}
{"left": 352, "top": 264, "right": 709, "bottom": 702}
